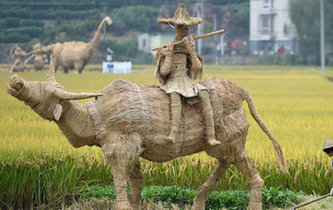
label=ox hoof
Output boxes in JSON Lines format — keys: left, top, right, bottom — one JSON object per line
{"left": 248, "top": 202, "right": 262, "bottom": 210}
{"left": 117, "top": 201, "right": 133, "bottom": 210}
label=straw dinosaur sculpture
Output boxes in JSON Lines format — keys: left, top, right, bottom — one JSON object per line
{"left": 7, "top": 56, "right": 287, "bottom": 210}
{"left": 28, "top": 16, "right": 112, "bottom": 74}
{"left": 24, "top": 43, "right": 48, "bottom": 72}
{"left": 8, "top": 45, "right": 29, "bottom": 72}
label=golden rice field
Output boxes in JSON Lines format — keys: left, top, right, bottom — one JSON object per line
{"left": 2, "top": 65, "right": 333, "bottom": 160}
{"left": 1, "top": 65, "right": 333, "bottom": 204}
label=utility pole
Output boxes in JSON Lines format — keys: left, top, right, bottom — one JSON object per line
{"left": 220, "top": 31, "right": 228, "bottom": 56}
{"left": 320, "top": 0, "right": 325, "bottom": 74}
{"left": 214, "top": 13, "right": 218, "bottom": 64}
{"left": 196, "top": 0, "right": 204, "bottom": 54}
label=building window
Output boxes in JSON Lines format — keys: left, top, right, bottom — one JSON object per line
{"left": 261, "top": 15, "right": 274, "bottom": 33}
{"left": 262, "top": 0, "right": 273, "bottom": 9}
{"left": 262, "top": 16, "right": 269, "bottom": 32}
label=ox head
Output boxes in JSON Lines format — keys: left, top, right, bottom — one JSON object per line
{"left": 7, "top": 55, "right": 103, "bottom": 121}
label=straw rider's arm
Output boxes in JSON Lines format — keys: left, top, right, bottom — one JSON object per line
{"left": 159, "top": 42, "right": 174, "bottom": 77}
{"left": 24, "top": 54, "right": 35, "bottom": 65}
{"left": 184, "top": 34, "right": 202, "bottom": 72}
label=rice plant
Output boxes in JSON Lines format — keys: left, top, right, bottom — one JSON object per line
{"left": 1, "top": 66, "right": 333, "bottom": 208}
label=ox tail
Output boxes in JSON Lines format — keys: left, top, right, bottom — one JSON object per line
{"left": 244, "top": 92, "right": 288, "bottom": 172}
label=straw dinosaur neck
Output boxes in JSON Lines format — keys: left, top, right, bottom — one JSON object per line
{"left": 56, "top": 100, "right": 98, "bottom": 148}
{"left": 89, "top": 18, "right": 106, "bottom": 51}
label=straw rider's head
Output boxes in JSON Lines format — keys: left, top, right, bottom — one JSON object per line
{"left": 157, "top": 3, "right": 203, "bottom": 40}
{"left": 318, "top": 139, "right": 333, "bottom": 157}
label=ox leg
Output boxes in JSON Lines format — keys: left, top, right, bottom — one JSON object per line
{"left": 191, "top": 159, "right": 230, "bottom": 210}
{"left": 102, "top": 132, "right": 143, "bottom": 210}
{"left": 233, "top": 152, "right": 264, "bottom": 210}
{"left": 103, "top": 147, "right": 131, "bottom": 210}
{"left": 128, "top": 162, "right": 143, "bottom": 210}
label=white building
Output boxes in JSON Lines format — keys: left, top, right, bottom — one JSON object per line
{"left": 138, "top": 33, "right": 174, "bottom": 56}
{"left": 249, "top": 0, "right": 297, "bottom": 55}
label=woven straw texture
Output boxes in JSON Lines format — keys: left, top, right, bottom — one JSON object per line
{"left": 87, "top": 77, "right": 250, "bottom": 162}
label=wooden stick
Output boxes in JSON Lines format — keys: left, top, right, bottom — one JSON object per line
{"left": 152, "top": 29, "right": 225, "bottom": 51}
{"left": 290, "top": 193, "right": 330, "bottom": 210}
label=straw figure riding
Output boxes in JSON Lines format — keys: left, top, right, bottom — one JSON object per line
{"left": 24, "top": 43, "right": 48, "bottom": 72}
{"left": 8, "top": 45, "right": 29, "bottom": 72}
{"left": 154, "top": 3, "right": 220, "bottom": 146}
{"left": 7, "top": 5, "right": 287, "bottom": 210}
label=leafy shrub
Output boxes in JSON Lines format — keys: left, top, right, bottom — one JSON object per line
{"left": 21, "top": 20, "right": 45, "bottom": 27}
{"left": 8, "top": 27, "right": 44, "bottom": 39}
{"left": 108, "top": 5, "right": 159, "bottom": 35}
{"left": 262, "top": 187, "right": 301, "bottom": 209}
{"left": 76, "top": 185, "right": 117, "bottom": 200}
{"left": 15, "top": 7, "right": 31, "bottom": 19}
{"left": 0, "top": 8, "right": 16, "bottom": 18}
{"left": 0, "top": 32, "right": 7, "bottom": 43}
{"left": 0, "top": 20, "right": 7, "bottom": 29}
{"left": 4, "top": 32, "right": 20, "bottom": 43}
{"left": 4, "top": 17, "right": 20, "bottom": 28}
{"left": 76, "top": 185, "right": 301, "bottom": 210}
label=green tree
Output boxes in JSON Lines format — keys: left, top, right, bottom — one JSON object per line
{"left": 289, "top": 0, "right": 333, "bottom": 65}
{"left": 108, "top": 5, "right": 160, "bottom": 35}
{"left": 231, "top": 2, "right": 249, "bottom": 29}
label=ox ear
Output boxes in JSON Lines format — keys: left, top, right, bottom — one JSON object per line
{"left": 53, "top": 103, "right": 63, "bottom": 121}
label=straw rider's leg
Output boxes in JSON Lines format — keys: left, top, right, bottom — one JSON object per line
{"left": 198, "top": 90, "right": 220, "bottom": 146}
{"left": 9, "top": 60, "right": 20, "bottom": 72}
{"left": 166, "top": 92, "right": 182, "bottom": 143}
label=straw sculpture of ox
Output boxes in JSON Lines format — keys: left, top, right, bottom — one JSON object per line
{"left": 7, "top": 56, "right": 287, "bottom": 210}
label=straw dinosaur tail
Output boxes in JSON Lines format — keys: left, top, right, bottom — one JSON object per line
{"left": 245, "top": 94, "right": 288, "bottom": 172}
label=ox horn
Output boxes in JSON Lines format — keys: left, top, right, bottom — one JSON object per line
{"left": 54, "top": 89, "right": 103, "bottom": 100}
{"left": 46, "top": 54, "right": 103, "bottom": 100}
{"left": 46, "top": 55, "right": 57, "bottom": 83}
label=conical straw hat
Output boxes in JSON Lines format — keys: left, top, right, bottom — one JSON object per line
{"left": 317, "top": 139, "right": 333, "bottom": 150}
{"left": 157, "top": 3, "right": 203, "bottom": 26}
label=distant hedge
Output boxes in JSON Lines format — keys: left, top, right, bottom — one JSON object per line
{"left": 21, "top": 20, "right": 45, "bottom": 27}
{"left": 0, "top": 27, "right": 44, "bottom": 43}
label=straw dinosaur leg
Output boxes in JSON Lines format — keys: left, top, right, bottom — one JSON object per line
{"left": 166, "top": 92, "right": 181, "bottom": 143}
{"left": 191, "top": 160, "right": 230, "bottom": 210}
{"left": 233, "top": 152, "right": 264, "bottom": 210}
{"left": 198, "top": 90, "right": 220, "bottom": 146}
{"left": 128, "top": 162, "right": 143, "bottom": 210}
